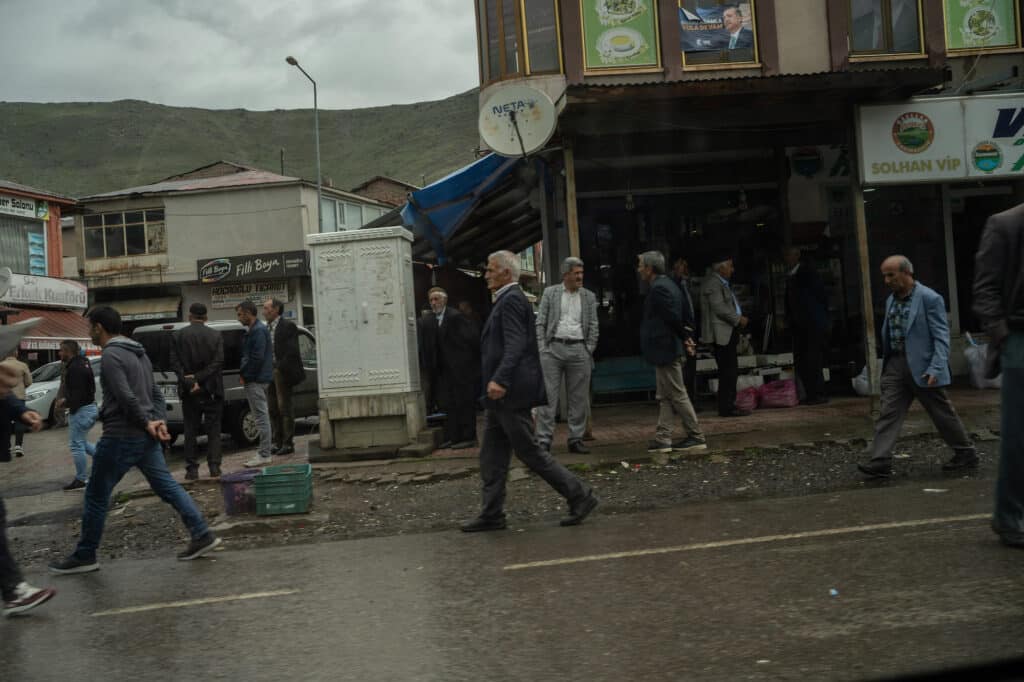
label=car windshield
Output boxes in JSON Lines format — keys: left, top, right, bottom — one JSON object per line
{"left": 31, "top": 361, "right": 62, "bottom": 382}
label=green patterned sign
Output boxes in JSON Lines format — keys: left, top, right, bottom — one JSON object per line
{"left": 580, "top": 0, "right": 660, "bottom": 71}
{"left": 944, "top": 0, "right": 1020, "bottom": 51}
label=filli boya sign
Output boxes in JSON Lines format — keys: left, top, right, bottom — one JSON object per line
{"left": 196, "top": 250, "right": 309, "bottom": 284}
{"left": 858, "top": 93, "right": 1024, "bottom": 185}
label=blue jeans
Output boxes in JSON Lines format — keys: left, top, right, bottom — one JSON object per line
{"left": 69, "top": 404, "right": 98, "bottom": 482}
{"left": 74, "top": 436, "right": 209, "bottom": 561}
{"left": 995, "top": 333, "right": 1024, "bottom": 536}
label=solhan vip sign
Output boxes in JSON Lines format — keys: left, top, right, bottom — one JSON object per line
{"left": 858, "top": 92, "right": 1024, "bottom": 185}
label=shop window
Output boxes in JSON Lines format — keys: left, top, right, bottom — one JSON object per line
{"left": 0, "top": 214, "right": 47, "bottom": 275}
{"left": 849, "top": 0, "right": 922, "bottom": 56}
{"left": 679, "top": 1, "right": 759, "bottom": 68}
{"left": 83, "top": 209, "right": 167, "bottom": 259}
{"left": 478, "top": 0, "right": 562, "bottom": 84}
{"left": 942, "top": 0, "right": 1022, "bottom": 54}
{"left": 520, "top": 246, "right": 536, "bottom": 272}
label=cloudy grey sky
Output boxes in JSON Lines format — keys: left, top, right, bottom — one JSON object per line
{"left": 0, "top": 0, "right": 480, "bottom": 111}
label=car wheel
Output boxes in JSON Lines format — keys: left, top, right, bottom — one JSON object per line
{"left": 231, "top": 406, "right": 259, "bottom": 447}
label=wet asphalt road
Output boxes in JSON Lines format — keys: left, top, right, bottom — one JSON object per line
{"left": 4, "top": 477, "right": 1023, "bottom": 681}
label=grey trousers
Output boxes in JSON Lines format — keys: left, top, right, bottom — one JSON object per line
{"left": 479, "top": 408, "right": 590, "bottom": 520}
{"left": 867, "top": 353, "right": 973, "bottom": 463}
{"left": 535, "top": 341, "right": 591, "bottom": 446}
{"left": 244, "top": 382, "right": 272, "bottom": 458}
{"left": 654, "top": 357, "right": 703, "bottom": 445}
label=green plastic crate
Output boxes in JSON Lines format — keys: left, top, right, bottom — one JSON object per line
{"left": 254, "top": 464, "right": 313, "bottom": 515}
{"left": 254, "top": 463, "right": 312, "bottom": 485}
{"left": 256, "top": 489, "right": 312, "bottom": 516}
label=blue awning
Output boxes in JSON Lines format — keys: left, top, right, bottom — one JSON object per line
{"left": 400, "top": 154, "right": 521, "bottom": 264}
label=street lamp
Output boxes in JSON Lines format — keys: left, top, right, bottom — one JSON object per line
{"left": 286, "top": 55, "right": 323, "bottom": 232}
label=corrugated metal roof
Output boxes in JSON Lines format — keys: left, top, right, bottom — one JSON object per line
{"left": 0, "top": 179, "right": 75, "bottom": 204}
{"left": 12, "top": 306, "right": 92, "bottom": 342}
{"left": 570, "top": 65, "right": 945, "bottom": 89}
{"left": 79, "top": 169, "right": 301, "bottom": 201}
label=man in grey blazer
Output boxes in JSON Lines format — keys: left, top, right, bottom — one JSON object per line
{"left": 857, "top": 255, "right": 975, "bottom": 478}
{"left": 535, "top": 257, "right": 599, "bottom": 454}
{"left": 700, "top": 257, "right": 750, "bottom": 417}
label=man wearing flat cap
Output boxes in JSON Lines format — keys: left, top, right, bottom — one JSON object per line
{"left": 170, "top": 303, "right": 225, "bottom": 479}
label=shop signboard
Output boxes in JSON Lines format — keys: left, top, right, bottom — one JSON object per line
{"left": 579, "top": 0, "right": 660, "bottom": 72}
{"left": 0, "top": 273, "right": 87, "bottom": 309}
{"left": 0, "top": 193, "right": 48, "bottom": 221}
{"left": 210, "top": 280, "right": 289, "bottom": 309}
{"left": 858, "top": 93, "right": 1024, "bottom": 184}
{"left": 196, "top": 250, "right": 309, "bottom": 284}
{"left": 943, "top": 0, "right": 1020, "bottom": 52}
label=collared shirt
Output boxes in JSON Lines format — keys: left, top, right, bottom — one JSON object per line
{"left": 554, "top": 286, "right": 584, "bottom": 340}
{"left": 268, "top": 317, "right": 279, "bottom": 353}
{"left": 887, "top": 284, "right": 917, "bottom": 353}
{"left": 435, "top": 309, "right": 445, "bottom": 327}
{"left": 716, "top": 273, "right": 742, "bottom": 316}
{"left": 494, "top": 282, "right": 518, "bottom": 300}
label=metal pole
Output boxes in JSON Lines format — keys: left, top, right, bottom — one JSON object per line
{"left": 287, "top": 57, "right": 323, "bottom": 232}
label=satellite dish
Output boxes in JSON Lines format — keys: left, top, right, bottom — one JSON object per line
{"left": 478, "top": 86, "right": 557, "bottom": 158}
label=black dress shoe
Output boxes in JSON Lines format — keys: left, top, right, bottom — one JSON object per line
{"left": 857, "top": 461, "right": 893, "bottom": 479}
{"left": 184, "top": 468, "right": 199, "bottom": 481}
{"left": 568, "top": 440, "right": 590, "bottom": 454}
{"left": 460, "top": 516, "right": 507, "bottom": 532}
{"left": 942, "top": 450, "right": 979, "bottom": 471}
{"left": 277, "top": 445, "right": 296, "bottom": 456}
{"left": 561, "top": 493, "right": 599, "bottom": 527}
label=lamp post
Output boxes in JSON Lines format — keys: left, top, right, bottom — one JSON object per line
{"left": 286, "top": 55, "right": 323, "bottom": 232}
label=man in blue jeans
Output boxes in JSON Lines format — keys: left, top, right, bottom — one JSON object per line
{"left": 56, "top": 340, "right": 97, "bottom": 492}
{"left": 236, "top": 300, "right": 274, "bottom": 468}
{"left": 49, "top": 306, "right": 221, "bottom": 574}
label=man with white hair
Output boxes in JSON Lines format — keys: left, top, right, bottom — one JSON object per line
{"left": 535, "top": 256, "right": 599, "bottom": 455}
{"left": 700, "top": 256, "right": 750, "bottom": 417}
{"left": 857, "top": 255, "right": 975, "bottom": 478}
{"left": 427, "top": 286, "right": 480, "bottom": 450}
{"left": 461, "top": 251, "right": 598, "bottom": 532}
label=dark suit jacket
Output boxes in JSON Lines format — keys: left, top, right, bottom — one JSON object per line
{"left": 171, "top": 322, "right": 225, "bottom": 399}
{"left": 272, "top": 318, "right": 304, "bottom": 387}
{"left": 436, "top": 307, "right": 481, "bottom": 389}
{"left": 480, "top": 286, "right": 547, "bottom": 411}
{"left": 784, "top": 262, "right": 829, "bottom": 335}
{"left": 722, "top": 27, "right": 754, "bottom": 49}
{"left": 640, "top": 275, "right": 689, "bottom": 367}
{"left": 671, "top": 276, "right": 697, "bottom": 339}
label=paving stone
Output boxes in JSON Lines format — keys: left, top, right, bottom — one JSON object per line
{"left": 396, "top": 474, "right": 415, "bottom": 485}
{"left": 412, "top": 474, "right": 434, "bottom": 483}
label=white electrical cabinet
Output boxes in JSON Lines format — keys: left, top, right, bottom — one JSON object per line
{"left": 307, "top": 227, "right": 420, "bottom": 399}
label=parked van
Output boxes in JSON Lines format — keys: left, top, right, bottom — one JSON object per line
{"left": 132, "top": 320, "right": 318, "bottom": 446}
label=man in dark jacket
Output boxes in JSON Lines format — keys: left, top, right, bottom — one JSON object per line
{"left": 639, "top": 251, "right": 706, "bottom": 455}
{"left": 783, "top": 248, "right": 830, "bottom": 405}
{"left": 428, "top": 287, "right": 480, "bottom": 450}
{"left": 49, "top": 306, "right": 220, "bottom": 574}
{"left": 263, "top": 298, "right": 304, "bottom": 456}
{"left": 461, "top": 250, "right": 598, "bottom": 533}
{"left": 237, "top": 300, "right": 273, "bottom": 467}
{"left": 56, "top": 340, "right": 97, "bottom": 491}
{"left": 171, "top": 303, "right": 224, "bottom": 480}
{"left": 0, "top": 367, "right": 54, "bottom": 615}
{"left": 973, "top": 201, "right": 1024, "bottom": 548}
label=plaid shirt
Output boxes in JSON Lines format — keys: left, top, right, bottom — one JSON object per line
{"left": 887, "top": 285, "right": 916, "bottom": 353}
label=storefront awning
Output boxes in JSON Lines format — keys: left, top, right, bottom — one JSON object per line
{"left": 9, "top": 307, "right": 92, "bottom": 351}
{"left": 114, "top": 297, "right": 181, "bottom": 322}
{"left": 399, "top": 154, "right": 530, "bottom": 265}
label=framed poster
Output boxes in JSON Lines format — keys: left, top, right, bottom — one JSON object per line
{"left": 579, "top": 0, "right": 661, "bottom": 72}
{"left": 944, "top": 0, "right": 1021, "bottom": 52}
{"left": 679, "top": 1, "right": 759, "bottom": 67}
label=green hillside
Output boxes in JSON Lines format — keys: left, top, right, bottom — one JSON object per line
{"left": 0, "top": 89, "right": 481, "bottom": 198}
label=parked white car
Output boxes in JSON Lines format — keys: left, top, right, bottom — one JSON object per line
{"left": 24, "top": 357, "right": 102, "bottom": 427}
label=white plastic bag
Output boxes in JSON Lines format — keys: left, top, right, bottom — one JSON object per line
{"left": 964, "top": 339, "right": 1001, "bottom": 390}
{"left": 852, "top": 363, "right": 881, "bottom": 396}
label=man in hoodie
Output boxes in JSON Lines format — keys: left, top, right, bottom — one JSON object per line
{"left": 49, "top": 306, "right": 221, "bottom": 574}
{"left": 0, "top": 364, "right": 55, "bottom": 615}
{"left": 55, "top": 340, "right": 97, "bottom": 491}
{"left": 236, "top": 300, "right": 274, "bottom": 468}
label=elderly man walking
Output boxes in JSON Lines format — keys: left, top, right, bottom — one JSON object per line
{"left": 973, "top": 202, "right": 1024, "bottom": 546}
{"left": 700, "top": 257, "right": 750, "bottom": 417}
{"left": 535, "top": 257, "right": 599, "bottom": 455}
{"left": 857, "top": 256, "right": 976, "bottom": 478}
{"left": 461, "top": 251, "right": 598, "bottom": 532}
{"left": 638, "top": 251, "right": 705, "bottom": 454}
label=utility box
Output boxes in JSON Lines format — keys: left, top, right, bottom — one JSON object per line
{"left": 306, "top": 227, "right": 427, "bottom": 456}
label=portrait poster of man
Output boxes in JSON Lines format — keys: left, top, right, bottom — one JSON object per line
{"left": 678, "top": 1, "right": 757, "bottom": 66}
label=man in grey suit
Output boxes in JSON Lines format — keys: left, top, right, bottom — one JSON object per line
{"left": 857, "top": 256, "right": 975, "bottom": 478}
{"left": 700, "top": 257, "right": 750, "bottom": 417}
{"left": 535, "top": 257, "right": 599, "bottom": 455}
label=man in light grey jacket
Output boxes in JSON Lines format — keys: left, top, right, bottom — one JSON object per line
{"left": 701, "top": 257, "right": 750, "bottom": 417}
{"left": 535, "top": 257, "right": 599, "bottom": 454}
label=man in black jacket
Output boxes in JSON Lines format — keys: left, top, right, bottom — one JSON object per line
{"left": 973, "top": 201, "right": 1024, "bottom": 548}
{"left": 428, "top": 287, "right": 480, "bottom": 450}
{"left": 783, "top": 248, "right": 830, "bottom": 405}
{"left": 640, "top": 251, "right": 705, "bottom": 455}
{"left": 263, "top": 298, "right": 304, "bottom": 456}
{"left": 461, "top": 251, "right": 597, "bottom": 533}
{"left": 56, "top": 340, "right": 97, "bottom": 491}
{"left": 170, "top": 303, "right": 224, "bottom": 479}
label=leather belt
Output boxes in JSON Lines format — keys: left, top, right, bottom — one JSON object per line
{"left": 553, "top": 338, "right": 584, "bottom": 345}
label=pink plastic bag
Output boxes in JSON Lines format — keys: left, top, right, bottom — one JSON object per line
{"left": 735, "top": 386, "right": 759, "bottom": 412}
{"left": 758, "top": 379, "right": 799, "bottom": 408}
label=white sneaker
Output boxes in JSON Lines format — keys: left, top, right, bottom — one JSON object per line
{"left": 244, "top": 455, "right": 272, "bottom": 468}
{"left": 13, "top": 445, "right": 23, "bottom": 457}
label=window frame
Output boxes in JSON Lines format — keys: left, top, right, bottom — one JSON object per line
{"left": 941, "top": 0, "right": 1023, "bottom": 57}
{"left": 82, "top": 209, "right": 167, "bottom": 260}
{"left": 847, "top": 0, "right": 927, "bottom": 62}
{"left": 477, "top": 0, "right": 564, "bottom": 86}
{"left": 679, "top": 0, "right": 762, "bottom": 72}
